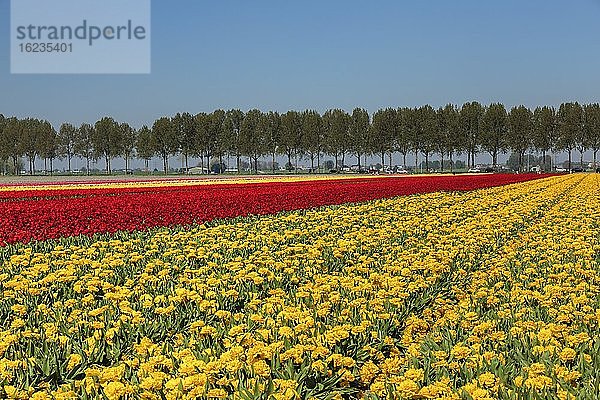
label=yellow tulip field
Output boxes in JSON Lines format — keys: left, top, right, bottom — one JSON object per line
{"left": 1, "top": 174, "right": 599, "bottom": 399}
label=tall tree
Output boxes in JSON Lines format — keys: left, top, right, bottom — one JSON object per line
{"left": 460, "top": 102, "right": 484, "bottom": 168}
{"left": 301, "top": 110, "right": 324, "bottom": 172}
{"left": 396, "top": 107, "right": 414, "bottom": 169}
{"left": 583, "top": 103, "right": 600, "bottom": 168}
{"left": 557, "top": 102, "right": 583, "bottom": 170}
{"left": 135, "top": 125, "right": 154, "bottom": 171}
{"left": 416, "top": 105, "right": 438, "bottom": 172}
{"left": 151, "top": 117, "right": 178, "bottom": 173}
{"left": 58, "top": 123, "right": 78, "bottom": 172}
{"left": 437, "top": 104, "right": 460, "bottom": 172}
{"left": 173, "top": 112, "right": 196, "bottom": 173}
{"left": 194, "top": 112, "right": 212, "bottom": 173}
{"left": 573, "top": 103, "right": 589, "bottom": 168}
{"left": 224, "top": 109, "right": 244, "bottom": 173}
{"left": 240, "top": 109, "right": 266, "bottom": 173}
{"left": 280, "top": 111, "right": 303, "bottom": 172}
{"left": 323, "top": 109, "right": 351, "bottom": 170}
{"left": 507, "top": 105, "right": 534, "bottom": 172}
{"left": 0, "top": 115, "right": 6, "bottom": 174}
{"left": 75, "top": 123, "right": 95, "bottom": 175}
{"left": 371, "top": 108, "right": 396, "bottom": 168}
{"left": 533, "top": 106, "right": 556, "bottom": 171}
{"left": 263, "top": 111, "right": 281, "bottom": 173}
{"left": 39, "top": 121, "right": 58, "bottom": 175}
{"left": 93, "top": 117, "right": 123, "bottom": 174}
{"left": 21, "top": 118, "right": 42, "bottom": 175}
{"left": 1, "top": 117, "right": 24, "bottom": 174}
{"left": 407, "top": 108, "right": 422, "bottom": 170}
{"left": 349, "top": 108, "right": 370, "bottom": 171}
{"left": 210, "top": 110, "right": 227, "bottom": 173}
{"left": 481, "top": 103, "right": 508, "bottom": 168}
{"left": 120, "top": 122, "right": 136, "bottom": 174}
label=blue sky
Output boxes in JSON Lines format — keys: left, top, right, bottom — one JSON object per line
{"left": 1, "top": 0, "right": 600, "bottom": 129}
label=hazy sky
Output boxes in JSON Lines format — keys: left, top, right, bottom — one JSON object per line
{"left": 1, "top": 0, "right": 599, "bottom": 131}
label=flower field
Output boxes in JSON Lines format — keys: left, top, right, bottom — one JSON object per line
{"left": 1, "top": 173, "right": 599, "bottom": 399}
{"left": 0, "top": 174, "right": 543, "bottom": 245}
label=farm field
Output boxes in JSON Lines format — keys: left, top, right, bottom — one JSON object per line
{"left": 1, "top": 173, "right": 599, "bottom": 399}
{"left": 0, "top": 174, "right": 543, "bottom": 246}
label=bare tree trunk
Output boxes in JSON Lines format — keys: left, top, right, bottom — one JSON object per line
{"left": 542, "top": 150, "right": 546, "bottom": 172}
{"left": 287, "top": 152, "right": 292, "bottom": 172}
{"left": 519, "top": 152, "right": 523, "bottom": 172}
{"left": 414, "top": 150, "right": 418, "bottom": 172}
{"left": 317, "top": 152, "right": 321, "bottom": 173}
{"left": 295, "top": 151, "right": 299, "bottom": 173}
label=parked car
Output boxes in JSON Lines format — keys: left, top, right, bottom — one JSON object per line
{"left": 468, "top": 168, "right": 481, "bottom": 173}
{"left": 391, "top": 166, "right": 408, "bottom": 174}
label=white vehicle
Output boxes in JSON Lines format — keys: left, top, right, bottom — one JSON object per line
{"left": 468, "top": 168, "right": 481, "bottom": 173}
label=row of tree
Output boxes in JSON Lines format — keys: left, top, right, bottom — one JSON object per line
{"left": 1, "top": 101, "right": 599, "bottom": 175}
